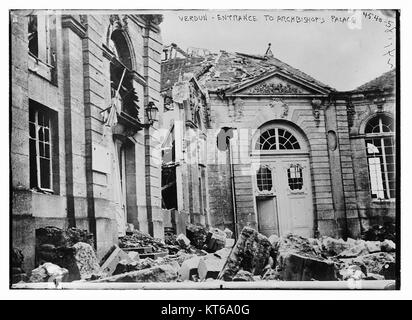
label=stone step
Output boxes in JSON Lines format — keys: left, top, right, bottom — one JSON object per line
{"left": 122, "top": 246, "right": 154, "bottom": 254}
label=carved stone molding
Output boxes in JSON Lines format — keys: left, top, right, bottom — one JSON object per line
{"left": 61, "top": 15, "right": 86, "bottom": 38}
{"left": 269, "top": 98, "right": 289, "bottom": 118}
{"left": 140, "top": 14, "right": 163, "bottom": 29}
{"left": 311, "top": 99, "right": 322, "bottom": 121}
{"left": 110, "top": 14, "right": 128, "bottom": 31}
{"left": 232, "top": 97, "right": 245, "bottom": 120}
{"left": 347, "top": 100, "right": 356, "bottom": 128}
{"left": 246, "top": 82, "right": 304, "bottom": 95}
{"left": 373, "top": 97, "right": 386, "bottom": 113}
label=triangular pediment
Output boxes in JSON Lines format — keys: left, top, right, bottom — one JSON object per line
{"left": 229, "top": 70, "right": 330, "bottom": 95}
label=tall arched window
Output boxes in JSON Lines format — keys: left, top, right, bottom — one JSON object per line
{"left": 365, "top": 114, "right": 395, "bottom": 199}
{"left": 109, "top": 30, "right": 139, "bottom": 120}
{"left": 256, "top": 128, "right": 300, "bottom": 150}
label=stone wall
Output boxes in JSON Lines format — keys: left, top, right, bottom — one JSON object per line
{"left": 10, "top": 11, "right": 164, "bottom": 271}
{"left": 348, "top": 94, "right": 396, "bottom": 231}
{"left": 206, "top": 95, "right": 349, "bottom": 238}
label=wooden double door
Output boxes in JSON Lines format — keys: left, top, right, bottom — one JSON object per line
{"left": 254, "top": 156, "right": 314, "bottom": 238}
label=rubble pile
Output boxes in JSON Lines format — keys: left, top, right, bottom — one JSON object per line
{"left": 92, "top": 264, "right": 178, "bottom": 283}
{"left": 34, "top": 226, "right": 98, "bottom": 281}
{"left": 363, "top": 223, "right": 396, "bottom": 242}
{"left": 72, "top": 242, "right": 101, "bottom": 279}
{"left": 29, "top": 262, "right": 69, "bottom": 283}
{"left": 186, "top": 223, "right": 208, "bottom": 250}
{"left": 219, "top": 227, "right": 272, "bottom": 281}
{"left": 119, "top": 230, "right": 166, "bottom": 252}
{"left": 11, "top": 248, "right": 28, "bottom": 284}
{"left": 20, "top": 224, "right": 396, "bottom": 285}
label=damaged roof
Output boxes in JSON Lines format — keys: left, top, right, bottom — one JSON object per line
{"left": 161, "top": 55, "right": 217, "bottom": 93}
{"left": 202, "top": 51, "right": 335, "bottom": 92}
{"left": 355, "top": 68, "right": 396, "bottom": 93}
{"left": 161, "top": 49, "right": 335, "bottom": 94}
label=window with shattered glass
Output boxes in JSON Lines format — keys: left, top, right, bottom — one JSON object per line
{"left": 365, "top": 115, "right": 395, "bottom": 200}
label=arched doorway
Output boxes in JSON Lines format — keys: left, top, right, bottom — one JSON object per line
{"left": 107, "top": 26, "right": 138, "bottom": 236}
{"left": 251, "top": 121, "right": 314, "bottom": 238}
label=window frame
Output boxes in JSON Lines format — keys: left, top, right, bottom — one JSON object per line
{"left": 364, "top": 114, "right": 395, "bottom": 201}
{"left": 27, "top": 13, "right": 57, "bottom": 83}
{"left": 29, "top": 101, "right": 59, "bottom": 194}
{"left": 251, "top": 124, "right": 309, "bottom": 157}
{"left": 256, "top": 165, "right": 275, "bottom": 195}
{"left": 28, "top": 13, "right": 53, "bottom": 64}
{"left": 29, "top": 108, "right": 53, "bottom": 192}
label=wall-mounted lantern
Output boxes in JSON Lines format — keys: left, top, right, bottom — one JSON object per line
{"left": 146, "top": 101, "right": 159, "bottom": 126}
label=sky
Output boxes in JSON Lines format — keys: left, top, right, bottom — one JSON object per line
{"left": 160, "top": 9, "right": 397, "bottom": 91}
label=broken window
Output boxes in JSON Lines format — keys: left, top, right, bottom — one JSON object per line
{"left": 161, "top": 164, "right": 178, "bottom": 210}
{"left": 256, "top": 128, "right": 300, "bottom": 150}
{"left": 109, "top": 30, "right": 140, "bottom": 121}
{"left": 28, "top": 15, "right": 38, "bottom": 57}
{"left": 257, "top": 166, "right": 273, "bottom": 192}
{"left": 27, "top": 13, "right": 54, "bottom": 65}
{"left": 29, "top": 101, "right": 55, "bottom": 191}
{"left": 365, "top": 115, "right": 395, "bottom": 200}
{"left": 287, "top": 164, "right": 303, "bottom": 190}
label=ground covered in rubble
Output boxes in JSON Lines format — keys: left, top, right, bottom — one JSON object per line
{"left": 11, "top": 224, "right": 396, "bottom": 285}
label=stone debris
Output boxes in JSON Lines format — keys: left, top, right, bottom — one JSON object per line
{"left": 73, "top": 242, "right": 101, "bottom": 279}
{"left": 381, "top": 239, "right": 396, "bottom": 252}
{"left": 339, "top": 265, "right": 366, "bottom": 281}
{"left": 268, "top": 234, "right": 280, "bottom": 247}
{"left": 363, "top": 223, "right": 396, "bottom": 242}
{"left": 119, "top": 230, "right": 166, "bottom": 252}
{"left": 205, "top": 228, "right": 227, "bottom": 252}
{"left": 337, "top": 242, "right": 369, "bottom": 258}
{"left": 218, "top": 227, "right": 272, "bottom": 281}
{"left": 35, "top": 226, "right": 96, "bottom": 282}
{"left": 198, "top": 254, "right": 226, "bottom": 281}
{"left": 224, "top": 228, "right": 233, "bottom": 239}
{"left": 36, "top": 226, "right": 94, "bottom": 249}
{"left": 100, "top": 245, "right": 133, "bottom": 276}
{"left": 126, "top": 223, "right": 135, "bottom": 234}
{"left": 127, "top": 251, "right": 140, "bottom": 261}
{"left": 178, "top": 256, "right": 201, "bottom": 281}
{"left": 92, "top": 264, "right": 178, "bottom": 283}
{"left": 176, "top": 234, "right": 191, "bottom": 249}
{"left": 29, "top": 262, "right": 69, "bottom": 283}
{"left": 262, "top": 268, "right": 280, "bottom": 280}
{"left": 232, "top": 270, "right": 254, "bottom": 282}
{"left": 364, "top": 273, "right": 385, "bottom": 280}
{"left": 225, "top": 238, "right": 235, "bottom": 248}
{"left": 186, "top": 223, "right": 208, "bottom": 249}
{"left": 366, "top": 241, "right": 382, "bottom": 253}
{"left": 25, "top": 224, "right": 396, "bottom": 284}
{"left": 322, "top": 237, "right": 350, "bottom": 256}
{"left": 278, "top": 252, "right": 337, "bottom": 281}
{"left": 11, "top": 248, "right": 27, "bottom": 284}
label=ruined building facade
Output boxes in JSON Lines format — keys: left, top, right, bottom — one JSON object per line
{"left": 11, "top": 11, "right": 164, "bottom": 271}
{"left": 160, "top": 44, "right": 212, "bottom": 230}
{"left": 161, "top": 47, "right": 397, "bottom": 240}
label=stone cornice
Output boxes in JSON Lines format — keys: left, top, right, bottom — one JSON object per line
{"left": 61, "top": 15, "right": 86, "bottom": 38}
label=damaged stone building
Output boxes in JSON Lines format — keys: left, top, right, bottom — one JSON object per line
{"left": 10, "top": 9, "right": 397, "bottom": 278}
{"left": 161, "top": 44, "right": 396, "bottom": 240}
{"left": 160, "top": 44, "right": 214, "bottom": 232}
{"left": 11, "top": 11, "right": 165, "bottom": 271}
